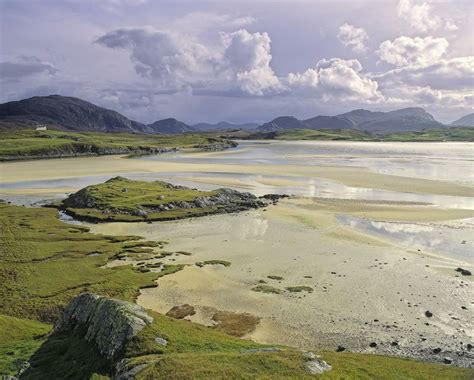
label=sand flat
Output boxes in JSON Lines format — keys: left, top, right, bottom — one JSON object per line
{"left": 2, "top": 154, "right": 473, "bottom": 197}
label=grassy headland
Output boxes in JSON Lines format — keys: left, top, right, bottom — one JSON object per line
{"left": 0, "top": 202, "right": 473, "bottom": 379}
{"left": 0, "top": 127, "right": 237, "bottom": 161}
{"left": 60, "top": 176, "right": 269, "bottom": 222}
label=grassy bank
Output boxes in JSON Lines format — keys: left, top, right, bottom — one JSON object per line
{"left": 0, "top": 128, "right": 236, "bottom": 161}
{"left": 218, "top": 126, "right": 474, "bottom": 142}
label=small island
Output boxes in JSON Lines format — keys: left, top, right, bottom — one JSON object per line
{"left": 60, "top": 176, "right": 284, "bottom": 222}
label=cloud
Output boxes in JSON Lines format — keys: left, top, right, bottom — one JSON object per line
{"left": 287, "top": 58, "right": 382, "bottom": 101}
{"left": 375, "top": 56, "right": 474, "bottom": 90}
{"left": 0, "top": 56, "right": 58, "bottom": 80}
{"left": 377, "top": 36, "right": 449, "bottom": 67}
{"left": 221, "top": 29, "right": 282, "bottom": 95}
{"left": 383, "top": 85, "right": 472, "bottom": 108}
{"left": 397, "top": 0, "right": 458, "bottom": 33}
{"left": 95, "top": 27, "right": 217, "bottom": 88}
{"left": 337, "top": 23, "right": 368, "bottom": 53}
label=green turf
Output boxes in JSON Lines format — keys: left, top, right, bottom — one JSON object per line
{"left": 0, "top": 315, "right": 51, "bottom": 376}
{"left": 0, "top": 128, "right": 234, "bottom": 160}
{"left": 219, "top": 127, "right": 474, "bottom": 142}
{"left": 0, "top": 203, "right": 159, "bottom": 322}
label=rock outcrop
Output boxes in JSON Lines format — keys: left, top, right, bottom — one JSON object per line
{"left": 54, "top": 293, "right": 153, "bottom": 359}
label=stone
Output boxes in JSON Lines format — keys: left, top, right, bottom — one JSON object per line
{"left": 54, "top": 293, "right": 153, "bottom": 359}
{"left": 154, "top": 337, "right": 168, "bottom": 346}
{"left": 455, "top": 267, "right": 472, "bottom": 276}
{"left": 305, "top": 359, "right": 332, "bottom": 375}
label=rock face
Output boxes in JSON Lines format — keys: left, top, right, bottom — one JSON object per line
{"left": 54, "top": 293, "right": 153, "bottom": 359}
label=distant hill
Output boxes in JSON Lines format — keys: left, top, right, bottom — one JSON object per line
{"left": 192, "top": 121, "right": 258, "bottom": 131}
{"left": 0, "top": 95, "right": 148, "bottom": 133}
{"left": 450, "top": 113, "right": 474, "bottom": 126}
{"left": 303, "top": 115, "right": 354, "bottom": 130}
{"left": 0, "top": 95, "right": 200, "bottom": 135}
{"left": 147, "top": 118, "right": 197, "bottom": 134}
{"left": 257, "top": 107, "right": 445, "bottom": 134}
{"left": 258, "top": 116, "right": 308, "bottom": 131}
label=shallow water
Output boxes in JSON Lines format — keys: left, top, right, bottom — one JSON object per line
{"left": 2, "top": 141, "right": 473, "bottom": 209}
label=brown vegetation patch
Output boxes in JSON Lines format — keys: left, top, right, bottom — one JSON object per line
{"left": 211, "top": 311, "right": 260, "bottom": 337}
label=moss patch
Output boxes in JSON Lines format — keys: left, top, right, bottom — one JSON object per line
{"left": 251, "top": 285, "right": 282, "bottom": 294}
{"left": 286, "top": 286, "right": 314, "bottom": 293}
{"left": 195, "top": 260, "right": 231, "bottom": 268}
{"left": 267, "top": 275, "right": 284, "bottom": 281}
{"left": 211, "top": 311, "right": 261, "bottom": 337}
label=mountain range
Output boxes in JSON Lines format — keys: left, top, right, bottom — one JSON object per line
{"left": 258, "top": 108, "right": 446, "bottom": 134}
{"left": 0, "top": 94, "right": 472, "bottom": 135}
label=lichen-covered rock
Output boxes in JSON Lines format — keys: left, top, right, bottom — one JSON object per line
{"left": 54, "top": 293, "right": 153, "bottom": 359}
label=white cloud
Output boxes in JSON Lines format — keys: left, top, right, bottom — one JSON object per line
{"left": 287, "top": 58, "right": 382, "bottom": 102}
{"left": 377, "top": 36, "right": 449, "bottom": 67}
{"left": 221, "top": 29, "right": 282, "bottom": 95}
{"left": 383, "top": 85, "right": 472, "bottom": 108}
{"left": 397, "top": 0, "right": 458, "bottom": 33}
{"left": 375, "top": 56, "right": 474, "bottom": 90}
{"left": 337, "top": 23, "right": 369, "bottom": 53}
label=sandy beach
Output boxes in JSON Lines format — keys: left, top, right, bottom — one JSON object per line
{"left": 2, "top": 140, "right": 473, "bottom": 366}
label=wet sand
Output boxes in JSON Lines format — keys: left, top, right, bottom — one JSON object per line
{"left": 1, "top": 152, "right": 473, "bottom": 198}
{"left": 91, "top": 197, "right": 474, "bottom": 366}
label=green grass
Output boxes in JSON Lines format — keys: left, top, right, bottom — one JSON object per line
{"left": 0, "top": 203, "right": 160, "bottom": 322}
{"left": 0, "top": 315, "right": 51, "bottom": 376}
{"left": 61, "top": 176, "right": 222, "bottom": 222}
{"left": 318, "top": 351, "right": 474, "bottom": 380}
{"left": 384, "top": 127, "right": 474, "bottom": 141}
{"left": 0, "top": 128, "right": 235, "bottom": 161}
{"left": 220, "top": 127, "right": 474, "bottom": 142}
{"left": 269, "top": 129, "right": 374, "bottom": 141}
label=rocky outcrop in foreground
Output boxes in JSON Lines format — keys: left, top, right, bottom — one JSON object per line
{"left": 54, "top": 293, "right": 153, "bottom": 359}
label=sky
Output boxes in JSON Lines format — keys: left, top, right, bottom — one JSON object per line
{"left": 0, "top": 0, "right": 472, "bottom": 124}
